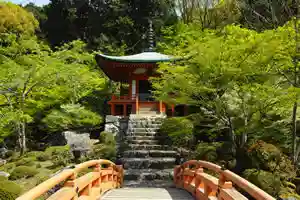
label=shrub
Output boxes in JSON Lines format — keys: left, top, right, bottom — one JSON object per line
{"left": 36, "top": 163, "right": 42, "bottom": 168}
{"left": 0, "top": 163, "right": 15, "bottom": 173}
{"left": 10, "top": 166, "right": 38, "bottom": 180}
{"left": 193, "top": 142, "right": 222, "bottom": 162}
{"left": 35, "top": 175, "right": 50, "bottom": 185}
{"left": 0, "top": 180, "right": 22, "bottom": 198}
{"left": 0, "top": 188, "right": 16, "bottom": 200}
{"left": 36, "top": 152, "right": 51, "bottom": 161}
{"left": 160, "top": 117, "right": 194, "bottom": 147}
{"left": 243, "top": 169, "right": 281, "bottom": 196}
{"left": 90, "top": 144, "right": 116, "bottom": 161}
{"left": 45, "top": 146, "right": 73, "bottom": 167}
{"left": 247, "top": 140, "right": 296, "bottom": 180}
{"left": 45, "top": 145, "right": 71, "bottom": 156}
{"left": 4, "top": 150, "right": 14, "bottom": 158}
{"left": 15, "top": 157, "right": 36, "bottom": 166}
{"left": 99, "top": 131, "right": 116, "bottom": 145}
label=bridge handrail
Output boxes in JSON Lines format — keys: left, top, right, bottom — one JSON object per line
{"left": 174, "top": 160, "right": 276, "bottom": 200}
{"left": 16, "top": 159, "right": 124, "bottom": 200}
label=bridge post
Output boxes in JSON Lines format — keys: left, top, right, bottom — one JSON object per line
{"left": 63, "top": 172, "right": 78, "bottom": 200}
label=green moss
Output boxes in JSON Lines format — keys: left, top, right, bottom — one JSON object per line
{"left": 15, "top": 157, "right": 36, "bottom": 167}
{"left": 0, "top": 163, "right": 15, "bottom": 173}
{"left": 0, "top": 180, "right": 22, "bottom": 198}
{"left": 10, "top": 166, "right": 38, "bottom": 180}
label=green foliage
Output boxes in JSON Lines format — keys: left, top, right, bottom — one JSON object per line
{"left": 247, "top": 140, "right": 296, "bottom": 180}
{"left": 0, "top": 188, "right": 16, "bottom": 200}
{"left": 193, "top": 142, "right": 222, "bottom": 162}
{"left": 243, "top": 169, "right": 281, "bottom": 196}
{"left": 0, "top": 163, "right": 15, "bottom": 173}
{"left": 0, "top": 176, "right": 8, "bottom": 181}
{"left": 45, "top": 146, "right": 72, "bottom": 167}
{"left": 89, "top": 144, "right": 116, "bottom": 161}
{"left": 10, "top": 166, "right": 38, "bottom": 180}
{"left": 0, "top": 2, "right": 38, "bottom": 36}
{"left": 35, "top": 174, "right": 49, "bottom": 185}
{"left": 0, "top": 36, "right": 106, "bottom": 152}
{"left": 160, "top": 117, "right": 194, "bottom": 147}
{"left": 99, "top": 131, "right": 116, "bottom": 145}
{"left": 36, "top": 152, "right": 51, "bottom": 161}
{"left": 0, "top": 180, "right": 22, "bottom": 197}
{"left": 36, "top": 163, "right": 42, "bottom": 168}
{"left": 43, "top": 104, "right": 102, "bottom": 132}
{"left": 15, "top": 157, "right": 36, "bottom": 166}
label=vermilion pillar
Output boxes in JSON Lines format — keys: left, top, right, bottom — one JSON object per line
{"left": 111, "top": 104, "right": 115, "bottom": 116}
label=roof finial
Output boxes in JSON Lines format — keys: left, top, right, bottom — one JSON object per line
{"left": 147, "top": 19, "right": 155, "bottom": 52}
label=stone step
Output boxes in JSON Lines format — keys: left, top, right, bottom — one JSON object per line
{"left": 123, "top": 157, "right": 176, "bottom": 169}
{"left": 130, "top": 127, "right": 160, "bottom": 133}
{"left": 123, "top": 150, "right": 177, "bottom": 158}
{"left": 129, "top": 123, "right": 161, "bottom": 128}
{"left": 130, "top": 132, "right": 158, "bottom": 136}
{"left": 126, "top": 135, "right": 165, "bottom": 141}
{"left": 129, "top": 144, "right": 174, "bottom": 150}
{"left": 124, "top": 169, "right": 173, "bottom": 181}
{"left": 129, "top": 140, "right": 159, "bottom": 145}
{"left": 122, "top": 181, "right": 175, "bottom": 188}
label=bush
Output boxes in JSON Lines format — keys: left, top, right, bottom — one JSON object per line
{"left": 99, "top": 131, "right": 116, "bottom": 145}
{"left": 0, "top": 180, "right": 22, "bottom": 198}
{"left": 247, "top": 140, "right": 296, "bottom": 180}
{"left": 4, "top": 150, "right": 14, "bottom": 158}
{"left": 90, "top": 144, "right": 116, "bottom": 161}
{"left": 0, "top": 188, "right": 16, "bottom": 200}
{"left": 15, "top": 157, "right": 36, "bottom": 166}
{"left": 36, "top": 163, "right": 42, "bottom": 168}
{"left": 193, "top": 142, "right": 222, "bottom": 162}
{"left": 10, "top": 166, "right": 38, "bottom": 180}
{"left": 243, "top": 169, "right": 281, "bottom": 196}
{"left": 36, "top": 152, "right": 51, "bottom": 161}
{"left": 160, "top": 117, "right": 194, "bottom": 147}
{"left": 45, "top": 145, "right": 71, "bottom": 156}
{"left": 35, "top": 175, "right": 50, "bottom": 185}
{"left": 45, "top": 146, "right": 73, "bottom": 167}
{"left": 0, "top": 163, "right": 15, "bottom": 173}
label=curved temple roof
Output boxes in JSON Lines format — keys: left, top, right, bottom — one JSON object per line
{"left": 96, "top": 51, "right": 174, "bottom": 63}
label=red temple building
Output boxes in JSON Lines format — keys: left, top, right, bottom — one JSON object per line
{"left": 95, "top": 22, "right": 187, "bottom": 117}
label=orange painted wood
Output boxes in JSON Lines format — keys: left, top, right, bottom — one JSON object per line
{"left": 174, "top": 160, "right": 276, "bottom": 200}
{"left": 16, "top": 160, "right": 123, "bottom": 200}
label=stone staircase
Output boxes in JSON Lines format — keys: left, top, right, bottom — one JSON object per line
{"left": 121, "top": 114, "right": 177, "bottom": 188}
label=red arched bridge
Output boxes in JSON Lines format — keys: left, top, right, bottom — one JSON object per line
{"left": 16, "top": 159, "right": 276, "bottom": 200}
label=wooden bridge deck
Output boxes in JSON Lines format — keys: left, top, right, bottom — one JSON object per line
{"left": 101, "top": 188, "right": 194, "bottom": 200}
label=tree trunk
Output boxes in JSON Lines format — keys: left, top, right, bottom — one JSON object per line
{"left": 20, "top": 121, "right": 26, "bottom": 155}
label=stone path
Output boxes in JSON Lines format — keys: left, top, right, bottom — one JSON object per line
{"left": 101, "top": 188, "right": 194, "bottom": 200}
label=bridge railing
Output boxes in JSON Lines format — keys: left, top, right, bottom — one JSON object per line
{"left": 174, "top": 160, "right": 276, "bottom": 200}
{"left": 16, "top": 159, "right": 124, "bottom": 200}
